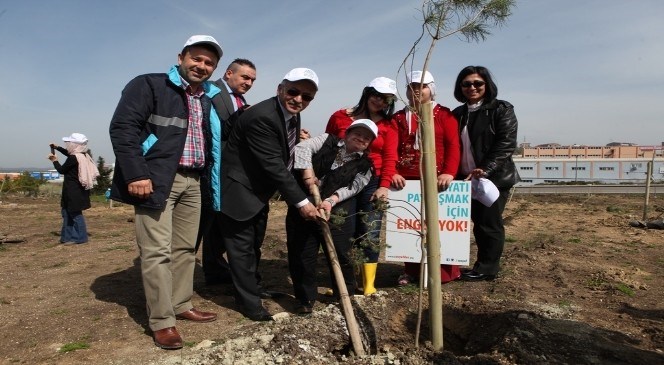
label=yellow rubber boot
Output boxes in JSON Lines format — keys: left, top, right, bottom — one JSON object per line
{"left": 362, "top": 263, "right": 378, "bottom": 296}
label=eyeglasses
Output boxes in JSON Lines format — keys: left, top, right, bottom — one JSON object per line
{"left": 461, "top": 80, "right": 486, "bottom": 88}
{"left": 286, "top": 88, "right": 315, "bottom": 102}
{"left": 369, "top": 90, "right": 395, "bottom": 104}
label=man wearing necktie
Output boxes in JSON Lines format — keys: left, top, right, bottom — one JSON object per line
{"left": 219, "top": 68, "right": 319, "bottom": 321}
{"left": 200, "top": 59, "right": 257, "bottom": 286}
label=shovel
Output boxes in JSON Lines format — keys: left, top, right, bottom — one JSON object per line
{"left": 309, "top": 184, "right": 366, "bottom": 356}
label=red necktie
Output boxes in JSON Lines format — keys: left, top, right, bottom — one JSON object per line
{"left": 233, "top": 93, "right": 244, "bottom": 109}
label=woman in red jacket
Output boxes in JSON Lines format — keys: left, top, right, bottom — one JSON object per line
{"left": 325, "top": 77, "right": 398, "bottom": 295}
{"left": 391, "top": 71, "right": 461, "bottom": 285}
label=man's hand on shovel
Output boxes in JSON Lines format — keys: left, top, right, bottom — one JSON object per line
{"left": 298, "top": 203, "right": 318, "bottom": 221}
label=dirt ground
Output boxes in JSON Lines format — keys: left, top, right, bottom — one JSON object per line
{"left": 0, "top": 191, "right": 662, "bottom": 364}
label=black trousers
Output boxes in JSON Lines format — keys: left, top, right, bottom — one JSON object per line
{"left": 470, "top": 187, "right": 511, "bottom": 275}
{"left": 286, "top": 199, "right": 356, "bottom": 304}
{"left": 201, "top": 211, "right": 232, "bottom": 282}
{"left": 220, "top": 206, "right": 268, "bottom": 313}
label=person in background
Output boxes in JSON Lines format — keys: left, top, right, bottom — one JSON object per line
{"left": 391, "top": 70, "right": 461, "bottom": 285}
{"left": 109, "top": 35, "right": 224, "bottom": 350}
{"left": 452, "top": 65, "right": 519, "bottom": 281}
{"left": 219, "top": 68, "right": 319, "bottom": 321}
{"left": 48, "top": 133, "right": 99, "bottom": 245}
{"left": 200, "top": 58, "right": 257, "bottom": 286}
{"left": 287, "top": 119, "right": 377, "bottom": 315}
{"left": 325, "top": 77, "right": 398, "bottom": 296}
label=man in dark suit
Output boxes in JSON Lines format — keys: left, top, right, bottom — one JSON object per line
{"left": 220, "top": 68, "right": 319, "bottom": 321}
{"left": 201, "top": 58, "right": 257, "bottom": 286}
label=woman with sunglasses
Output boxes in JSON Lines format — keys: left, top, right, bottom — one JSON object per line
{"left": 391, "top": 70, "right": 461, "bottom": 286}
{"left": 452, "top": 65, "right": 519, "bottom": 281}
{"left": 325, "top": 77, "right": 398, "bottom": 295}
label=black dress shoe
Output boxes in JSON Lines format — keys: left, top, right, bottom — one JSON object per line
{"left": 295, "top": 304, "right": 314, "bottom": 316}
{"left": 295, "top": 301, "right": 314, "bottom": 316}
{"left": 240, "top": 307, "right": 274, "bottom": 321}
{"left": 259, "top": 290, "right": 285, "bottom": 299}
{"left": 461, "top": 270, "right": 496, "bottom": 281}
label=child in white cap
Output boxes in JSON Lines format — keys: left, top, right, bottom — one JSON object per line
{"left": 287, "top": 119, "right": 378, "bottom": 314}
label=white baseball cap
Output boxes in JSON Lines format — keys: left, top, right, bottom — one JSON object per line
{"left": 283, "top": 68, "right": 319, "bottom": 89}
{"left": 407, "top": 70, "right": 434, "bottom": 84}
{"left": 346, "top": 119, "right": 378, "bottom": 139}
{"left": 62, "top": 133, "right": 88, "bottom": 144}
{"left": 183, "top": 35, "right": 223, "bottom": 59}
{"left": 471, "top": 177, "right": 500, "bottom": 207}
{"left": 368, "top": 77, "right": 397, "bottom": 95}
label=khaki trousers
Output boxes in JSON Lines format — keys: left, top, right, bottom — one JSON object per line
{"left": 135, "top": 171, "right": 201, "bottom": 331}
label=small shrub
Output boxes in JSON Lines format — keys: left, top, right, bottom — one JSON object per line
{"left": 586, "top": 275, "right": 608, "bottom": 289}
{"left": 606, "top": 205, "right": 623, "bottom": 213}
{"left": 90, "top": 195, "right": 108, "bottom": 203}
{"left": 59, "top": 341, "right": 90, "bottom": 353}
{"left": 615, "top": 283, "right": 635, "bottom": 297}
{"left": 558, "top": 299, "right": 572, "bottom": 308}
{"left": 397, "top": 284, "right": 420, "bottom": 295}
{"left": 99, "top": 245, "right": 132, "bottom": 253}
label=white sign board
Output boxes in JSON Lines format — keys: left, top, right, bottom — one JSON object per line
{"left": 385, "top": 180, "right": 471, "bottom": 265}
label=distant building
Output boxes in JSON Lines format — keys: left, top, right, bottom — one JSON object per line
{"left": 515, "top": 157, "right": 664, "bottom": 186}
{"left": 519, "top": 143, "right": 664, "bottom": 159}
{"left": 0, "top": 170, "right": 62, "bottom": 182}
{"left": 31, "top": 170, "right": 62, "bottom": 181}
{"left": 0, "top": 172, "right": 21, "bottom": 180}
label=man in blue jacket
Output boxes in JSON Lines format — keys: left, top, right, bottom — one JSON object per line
{"left": 109, "top": 35, "right": 224, "bottom": 350}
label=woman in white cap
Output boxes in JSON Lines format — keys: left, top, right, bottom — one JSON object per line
{"left": 325, "top": 77, "right": 398, "bottom": 295}
{"left": 391, "top": 70, "right": 462, "bottom": 285}
{"left": 452, "top": 65, "right": 519, "bottom": 281}
{"left": 48, "top": 133, "right": 99, "bottom": 244}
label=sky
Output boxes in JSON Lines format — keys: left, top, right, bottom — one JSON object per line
{"left": 1, "top": 0, "right": 663, "bottom": 169}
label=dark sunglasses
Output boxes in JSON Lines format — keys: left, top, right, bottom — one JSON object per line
{"left": 461, "top": 80, "right": 486, "bottom": 88}
{"left": 369, "top": 90, "right": 395, "bottom": 104}
{"left": 286, "top": 88, "right": 315, "bottom": 102}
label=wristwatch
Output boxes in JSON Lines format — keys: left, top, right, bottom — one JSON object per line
{"left": 324, "top": 198, "right": 336, "bottom": 207}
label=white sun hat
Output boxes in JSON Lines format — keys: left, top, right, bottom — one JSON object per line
{"left": 283, "top": 68, "right": 319, "bottom": 89}
{"left": 62, "top": 133, "right": 88, "bottom": 144}
{"left": 368, "top": 77, "right": 397, "bottom": 95}
{"left": 346, "top": 119, "right": 378, "bottom": 139}
{"left": 183, "top": 35, "right": 223, "bottom": 59}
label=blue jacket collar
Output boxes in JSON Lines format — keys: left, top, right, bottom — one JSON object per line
{"left": 168, "top": 65, "right": 221, "bottom": 98}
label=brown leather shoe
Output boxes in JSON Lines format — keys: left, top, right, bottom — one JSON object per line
{"left": 153, "top": 327, "right": 183, "bottom": 350}
{"left": 176, "top": 308, "right": 217, "bottom": 322}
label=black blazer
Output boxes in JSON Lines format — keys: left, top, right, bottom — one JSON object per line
{"left": 212, "top": 79, "right": 238, "bottom": 121}
{"left": 220, "top": 96, "right": 307, "bottom": 221}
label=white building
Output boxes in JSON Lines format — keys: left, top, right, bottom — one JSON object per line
{"left": 514, "top": 157, "right": 664, "bottom": 186}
